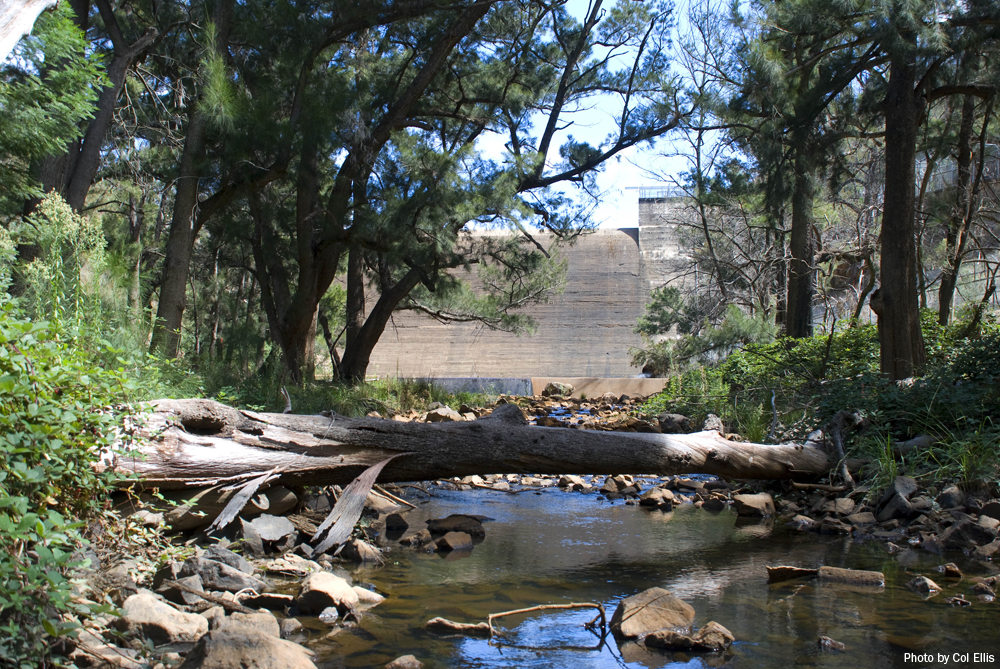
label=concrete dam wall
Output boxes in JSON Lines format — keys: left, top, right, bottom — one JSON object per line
{"left": 365, "top": 198, "right": 689, "bottom": 379}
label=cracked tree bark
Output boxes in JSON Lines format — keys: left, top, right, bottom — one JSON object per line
{"left": 107, "top": 399, "right": 836, "bottom": 490}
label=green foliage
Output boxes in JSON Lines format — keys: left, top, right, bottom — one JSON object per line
{"left": 633, "top": 303, "right": 778, "bottom": 375}
{"left": 0, "top": 298, "right": 138, "bottom": 667}
{"left": 0, "top": 4, "right": 105, "bottom": 211}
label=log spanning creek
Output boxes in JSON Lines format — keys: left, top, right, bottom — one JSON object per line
{"left": 289, "top": 481, "right": 998, "bottom": 668}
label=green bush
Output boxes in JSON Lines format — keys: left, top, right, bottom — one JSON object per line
{"left": 0, "top": 298, "right": 139, "bottom": 668}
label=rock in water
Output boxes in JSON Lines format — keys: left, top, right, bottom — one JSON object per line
{"left": 295, "top": 571, "right": 359, "bottom": 615}
{"left": 179, "top": 557, "right": 269, "bottom": 593}
{"left": 426, "top": 514, "right": 485, "bottom": 537}
{"left": 386, "top": 655, "right": 424, "bottom": 669}
{"left": 732, "top": 493, "right": 775, "bottom": 517}
{"left": 610, "top": 587, "right": 695, "bottom": 639}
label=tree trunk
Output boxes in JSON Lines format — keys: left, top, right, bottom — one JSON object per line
{"left": 109, "top": 399, "right": 837, "bottom": 490}
{"left": 149, "top": 109, "right": 208, "bottom": 357}
{"left": 786, "top": 146, "right": 815, "bottom": 338}
{"left": 878, "top": 47, "right": 926, "bottom": 379}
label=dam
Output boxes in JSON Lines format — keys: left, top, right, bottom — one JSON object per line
{"left": 364, "top": 194, "right": 690, "bottom": 380}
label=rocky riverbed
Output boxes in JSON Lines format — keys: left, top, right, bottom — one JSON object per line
{"left": 63, "top": 389, "right": 998, "bottom": 668}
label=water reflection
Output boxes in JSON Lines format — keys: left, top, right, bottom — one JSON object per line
{"left": 309, "top": 486, "right": 998, "bottom": 668}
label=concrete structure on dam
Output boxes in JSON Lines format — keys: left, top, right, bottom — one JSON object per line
{"left": 364, "top": 193, "right": 692, "bottom": 379}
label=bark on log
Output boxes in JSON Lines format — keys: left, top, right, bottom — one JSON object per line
{"left": 108, "top": 399, "right": 836, "bottom": 490}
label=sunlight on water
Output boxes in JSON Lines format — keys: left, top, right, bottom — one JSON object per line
{"left": 305, "top": 486, "right": 999, "bottom": 668}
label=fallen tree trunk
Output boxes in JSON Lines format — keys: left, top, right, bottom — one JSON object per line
{"left": 107, "top": 399, "right": 836, "bottom": 490}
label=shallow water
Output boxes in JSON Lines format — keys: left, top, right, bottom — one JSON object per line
{"left": 308, "top": 484, "right": 999, "bottom": 668}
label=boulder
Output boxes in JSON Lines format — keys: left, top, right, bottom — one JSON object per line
{"left": 216, "top": 611, "right": 281, "bottom": 638}
{"left": 436, "top": 531, "right": 474, "bottom": 551}
{"left": 177, "top": 629, "right": 316, "bottom": 669}
{"left": 876, "top": 493, "right": 916, "bottom": 522}
{"left": 386, "top": 656, "right": 424, "bottom": 669}
{"left": 821, "top": 498, "right": 855, "bottom": 516}
{"left": 609, "top": 587, "right": 695, "bottom": 639}
{"left": 352, "top": 586, "right": 386, "bottom": 607}
{"left": 971, "top": 539, "right": 1000, "bottom": 560}
{"left": 115, "top": 593, "right": 209, "bottom": 644}
{"left": 639, "top": 488, "right": 673, "bottom": 508}
{"left": 385, "top": 513, "right": 409, "bottom": 532}
{"left": 980, "top": 500, "right": 1000, "bottom": 521}
{"left": 542, "top": 382, "right": 574, "bottom": 397}
{"left": 179, "top": 557, "right": 269, "bottom": 593}
{"left": 938, "top": 518, "right": 997, "bottom": 550}
{"left": 295, "top": 572, "right": 359, "bottom": 615}
{"left": 880, "top": 476, "right": 918, "bottom": 505}
{"left": 701, "top": 414, "right": 724, "bottom": 433}
{"left": 340, "top": 538, "right": 382, "bottom": 563}
{"left": 426, "top": 514, "right": 485, "bottom": 537}
{"left": 907, "top": 576, "right": 942, "bottom": 594}
{"left": 844, "top": 512, "right": 876, "bottom": 526}
{"left": 732, "top": 493, "right": 775, "bottom": 517}
{"left": 559, "top": 475, "right": 586, "bottom": 489}
{"left": 280, "top": 617, "right": 304, "bottom": 639}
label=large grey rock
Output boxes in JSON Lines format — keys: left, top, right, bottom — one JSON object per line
{"left": 980, "top": 500, "right": 1000, "bottom": 521}
{"left": 876, "top": 493, "right": 916, "bottom": 522}
{"left": 115, "top": 593, "right": 208, "bottom": 644}
{"left": 295, "top": 572, "right": 359, "bottom": 615}
{"left": 938, "top": 518, "right": 998, "bottom": 550}
{"left": 352, "top": 586, "right": 386, "bottom": 607}
{"left": 656, "top": 413, "right": 693, "bottom": 434}
{"left": 250, "top": 514, "right": 296, "bottom": 542}
{"left": 203, "top": 546, "right": 254, "bottom": 574}
{"left": 216, "top": 611, "right": 280, "bottom": 638}
{"left": 732, "top": 493, "right": 775, "bottom": 517}
{"left": 179, "top": 557, "right": 269, "bottom": 593}
{"left": 177, "top": 629, "right": 316, "bottom": 669}
{"left": 386, "top": 656, "right": 424, "bottom": 669}
{"left": 426, "top": 514, "right": 485, "bottom": 537}
{"left": 609, "top": 587, "right": 695, "bottom": 639}
{"left": 542, "top": 382, "right": 574, "bottom": 397}
{"left": 907, "top": 576, "right": 942, "bottom": 594}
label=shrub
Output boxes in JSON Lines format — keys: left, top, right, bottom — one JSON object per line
{"left": 0, "top": 298, "right": 139, "bottom": 667}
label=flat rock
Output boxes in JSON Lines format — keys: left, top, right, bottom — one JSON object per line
{"left": 295, "top": 571, "right": 359, "bottom": 615}
{"left": 177, "top": 629, "right": 316, "bottom": 669}
{"left": 426, "top": 514, "right": 485, "bottom": 537}
{"left": 179, "top": 557, "right": 269, "bottom": 593}
{"left": 844, "top": 512, "right": 876, "bottom": 526}
{"left": 880, "top": 476, "right": 918, "bottom": 506}
{"left": 115, "top": 593, "right": 209, "bottom": 644}
{"left": 732, "top": 493, "right": 775, "bottom": 517}
{"left": 877, "top": 493, "right": 916, "bottom": 522}
{"left": 250, "top": 514, "right": 297, "bottom": 542}
{"left": 216, "top": 611, "right": 281, "bottom": 637}
{"left": 644, "top": 621, "right": 734, "bottom": 652}
{"left": 610, "top": 587, "right": 695, "bottom": 639}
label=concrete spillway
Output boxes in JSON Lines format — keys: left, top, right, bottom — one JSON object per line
{"left": 365, "top": 198, "right": 690, "bottom": 379}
